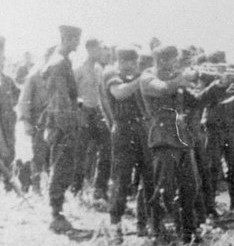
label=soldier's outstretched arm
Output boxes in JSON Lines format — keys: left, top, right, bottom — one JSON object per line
{"left": 195, "top": 79, "right": 227, "bottom": 107}
{"left": 140, "top": 71, "right": 186, "bottom": 97}
{"left": 110, "top": 77, "right": 140, "bottom": 100}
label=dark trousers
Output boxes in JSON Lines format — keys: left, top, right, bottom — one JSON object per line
{"left": 206, "top": 123, "right": 234, "bottom": 209}
{"left": 73, "top": 107, "right": 111, "bottom": 194}
{"left": 205, "top": 124, "right": 224, "bottom": 199}
{"left": 109, "top": 121, "right": 154, "bottom": 224}
{"left": 151, "top": 147, "right": 198, "bottom": 238}
{"left": 49, "top": 131, "right": 79, "bottom": 216}
{"left": 194, "top": 138, "right": 215, "bottom": 216}
{"left": 223, "top": 127, "right": 234, "bottom": 209}
{"left": 31, "top": 128, "right": 50, "bottom": 189}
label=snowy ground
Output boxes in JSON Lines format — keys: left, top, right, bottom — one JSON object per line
{"left": 0, "top": 179, "right": 234, "bottom": 246}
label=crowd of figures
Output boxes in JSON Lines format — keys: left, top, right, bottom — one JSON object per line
{"left": 1, "top": 25, "right": 234, "bottom": 245}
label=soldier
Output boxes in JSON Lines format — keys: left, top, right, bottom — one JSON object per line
{"left": 201, "top": 51, "right": 227, "bottom": 201}
{"left": 179, "top": 53, "right": 218, "bottom": 218}
{"left": 42, "top": 25, "right": 82, "bottom": 232}
{"left": 205, "top": 59, "right": 234, "bottom": 210}
{"left": 0, "top": 36, "right": 20, "bottom": 191}
{"left": 221, "top": 81, "right": 234, "bottom": 210}
{"left": 134, "top": 51, "right": 154, "bottom": 235}
{"left": 15, "top": 51, "right": 34, "bottom": 87}
{"left": 207, "top": 51, "right": 226, "bottom": 64}
{"left": 16, "top": 48, "right": 54, "bottom": 193}
{"left": 140, "top": 46, "right": 197, "bottom": 243}
{"left": 139, "top": 46, "right": 230, "bottom": 243}
{"left": 103, "top": 47, "right": 154, "bottom": 244}
{"left": 74, "top": 39, "right": 111, "bottom": 200}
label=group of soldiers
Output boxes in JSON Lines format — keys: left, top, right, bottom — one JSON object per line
{"left": 1, "top": 25, "right": 234, "bottom": 245}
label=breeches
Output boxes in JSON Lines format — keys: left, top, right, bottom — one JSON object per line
{"left": 109, "top": 122, "right": 153, "bottom": 224}
{"left": 151, "top": 147, "right": 199, "bottom": 236}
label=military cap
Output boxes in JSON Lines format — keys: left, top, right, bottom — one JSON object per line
{"left": 195, "top": 54, "right": 207, "bottom": 65}
{"left": 59, "top": 25, "right": 82, "bottom": 38}
{"left": 85, "top": 38, "right": 100, "bottom": 49}
{"left": 153, "top": 45, "right": 178, "bottom": 62}
{"left": 0, "top": 36, "right": 5, "bottom": 50}
{"left": 117, "top": 47, "right": 138, "bottom": 61}
{"left": 179, "top": 48, "right": 192, "bottom": 66}
{"left": 139, "top": 51, "right": 153, "bottom": 64}
{"left": 181, "top": 49, "right": 191, "bottom": 59}
{"left": 207, "top": 51, "right": 226, "bottom": 64}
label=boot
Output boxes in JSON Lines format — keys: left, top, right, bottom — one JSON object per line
{"left": 49, "top": 214, "right": 72, "bottom": 233}
{"left": 136, "top": 223, "right": 148, "bottom": 237}
{"left": 109, "top": 223, "right": 123, "bottom": 245}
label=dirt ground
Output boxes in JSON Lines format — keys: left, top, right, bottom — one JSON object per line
{"left": 0, "top": 178, "right": 234, "bottom": 246}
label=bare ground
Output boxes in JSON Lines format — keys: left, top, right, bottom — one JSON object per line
{"left": 0, "top": 178, "right": 234, "bottom": 246}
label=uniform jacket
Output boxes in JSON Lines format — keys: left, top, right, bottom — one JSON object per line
{"left": 17, "top": 69, "right": 48, "bottom": 130}
{"left": 0, "top": 74, "right": 19, "bottom": 159}
{"left": 41, "top": 49, "right": 79, "bottom": 137}
{"left": 140, "top": 68, "right": 228, "bottom": 149}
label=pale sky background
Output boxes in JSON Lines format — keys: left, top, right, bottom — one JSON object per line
{"left": 1, "top": 0, "right": 234, "bottom": 63}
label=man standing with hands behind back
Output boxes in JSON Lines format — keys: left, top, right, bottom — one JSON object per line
{"left": 42, "top": 25, "right": 82, "bottom": 233}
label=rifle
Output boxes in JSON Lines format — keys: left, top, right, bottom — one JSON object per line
{"left": 196, "top": 63, "right": 234, "bottom": 104}
{"left": 196, "top": 63, "right": 234, "bottom": 82}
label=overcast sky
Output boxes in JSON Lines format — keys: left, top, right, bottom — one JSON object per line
{"left": 1, "top": 0, "right": 234, "bottom": 62}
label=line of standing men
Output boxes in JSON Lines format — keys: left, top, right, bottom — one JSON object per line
{"left": 2, "top": 24, "right": 234, "bottom": 245}
{"left": 101, "top": 45, "right": 234, "bottom": 245}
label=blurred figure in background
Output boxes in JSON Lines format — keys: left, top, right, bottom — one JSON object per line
{"left": 0, "top": 36, "right": 20, "bottom": 191}
{"left": 15, "top": 47, "right": 55, "bottom": 193}
{"left": 74, "top": 39, "right": 111, "bottom": 201}
{"left": 15, "top": 51, "right": 34, "bottom": 87}
{"left": 103, "top": 47, "right": 155, "bottom": 244}
{"left": 149, "top": 37, "right": 161, "bottom": 52}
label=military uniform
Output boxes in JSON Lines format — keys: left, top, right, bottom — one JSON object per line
{"left": 201, "top": 52, "right": 227, "bottom": 199}
{"left": 42, "top": 40, "right": 82, "bottom": 220}
{"left": 199, "top": 72, "right": 228, "bottom": 202}
{"left": 17, "top": 67, "right": 50, "bottom": 192}
{"left": 140, "top": 54, "right": 228, "bottom": 242}
{"left": 140, "top": 67, "right": 198, "bottom": 241}
{"left": 181, "top": 82, "right": 227, "bottom": 218}
{"left": 209, "top": 79, "right": 234, "bottom": 210}
{"left": 222, "top": 97, "right": 234, "bottom": 209}
{"left": 0, "top": 74, "right": 19, "bottom": 166}
{"left": 0, "top": 37, "right": 20, "bottom": 190}
{"left": 104, "top": 63, "right": 154, "bottom": 232}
